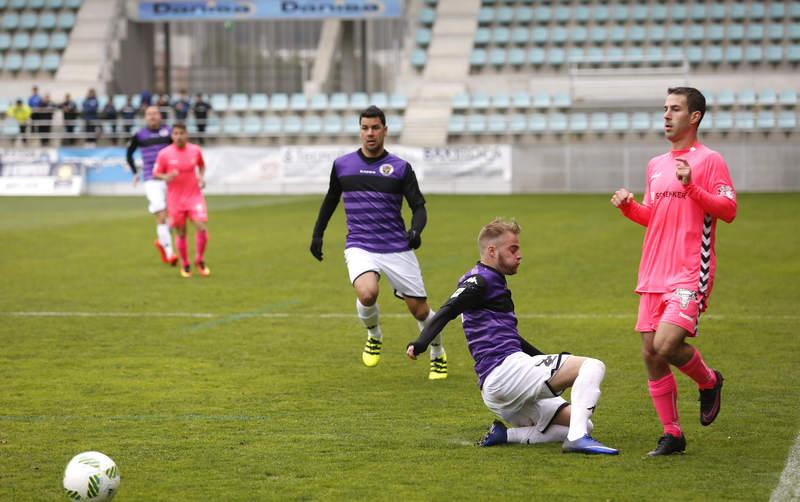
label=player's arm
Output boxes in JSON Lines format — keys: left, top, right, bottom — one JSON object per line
{"left": 310, "top": 164, "right": 342, "bottom": 261}
{"left": 125, "top": 134, "right": 139, "bottom": 175}
{"left": 407, "top": 275, "right": 486, "bottom": 358}
{"left": 618, "top": 196, "right": 652, "bottom": 227}
{"left": 196, "top": 149, "right": 206, "bottom": 188}
{"left": 678, "top": 156, "right": 737, "bottom": 223}
{"left": 402, "top": 164, "right": 427, "bottom": 249}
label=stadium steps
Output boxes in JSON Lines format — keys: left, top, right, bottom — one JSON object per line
{"left": 304, "top": 19, "right": 340, "bottom": 96}
{"left": 401, "top": 0, "right": 481, "bottom": 145}
{"left": 54, "top": 0, "right": 119, "bottom": 95}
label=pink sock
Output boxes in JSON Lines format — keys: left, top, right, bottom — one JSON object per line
{"left": 195, "top": 230, "right": 208, "bottom": 263}
{"left": 176, "top": 235, "right": 189, "bottom": 266}
{"left": 648, "top": 373, "right": 682, "bottom": 437}
{"left": 678, "top": 348, "right": 716, "bottom": 390}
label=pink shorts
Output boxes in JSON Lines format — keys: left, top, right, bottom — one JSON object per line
{"left": 168, "top": 196, "right": 207, "bottom": 228}
{"left": 636, "top": 289, "right": 703, "bottom": 336}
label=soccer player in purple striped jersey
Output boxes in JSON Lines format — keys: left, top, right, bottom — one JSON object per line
{"left": 407, "top": 219, "right": 618, "bottom": 454}
{"left": 126, "top": 106, "right": 176, "bottom": 266}
{"left": 310, "top": 106, "right": 446, "bottom": 379}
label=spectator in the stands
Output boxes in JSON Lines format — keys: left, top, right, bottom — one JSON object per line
{"left": 28, "top": 85, "right": 43, "bottom": 136}
{"left": 101, "top": 99, "right": 118, "bottom": 143}
{"left": 61, "top": 93, "right": 79, "bottom": 145}
{"left": 193, "top": 93, "right": 212, "bottom": 143}
{"left": 173, "top": 90, "right": 191, "bottom": 122}
{"left": 82, "top": 88, "right": 100, "bottom": 145}
{"left": 7, "top": 99, "right": 32, "bottom": 144}
{"left": 120, "top": 96, "right": 137, "bottom": 134}
{"left": 38, "top": 94, "right": 56, "bottom": 146}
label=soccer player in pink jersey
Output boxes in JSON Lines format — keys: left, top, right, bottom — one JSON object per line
{"left": 153, "top": 123, "right": 211, "bottom": 278}
{"left": 611, "top": 87, "right": 737, "bottom": 456}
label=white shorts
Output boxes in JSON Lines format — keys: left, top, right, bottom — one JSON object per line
{"left": 481, "top": 352, "right": 571, "bottom": 431}
{"left": 344, "top": 247, "right": 427, "bottom": 299}
{"left": 144, "top": 179, "right": 167, "bottom": 214}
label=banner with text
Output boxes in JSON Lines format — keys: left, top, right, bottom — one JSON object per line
{"left": 138, "top": 0, "right": 404, "bottom": 21}
{"left": 0, "top": 148, "right": 85, "bottom": 196}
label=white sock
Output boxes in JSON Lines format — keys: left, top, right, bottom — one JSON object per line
{"left": 567, "top": 358, "right": 605, "bottom": 441}
{"left": 417, "top": 309, "right": 444, "bottom": 358}
{"left": 507, "top": 425, "right": 568, "bottom": 444}
{"left": 156, "top": 224, "right": 174, "bottom": 256}
{"left": 356, "top": 299, "right": 381, "bottom": 339}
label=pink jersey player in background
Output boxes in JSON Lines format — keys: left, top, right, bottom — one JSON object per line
{"left": 611, "top": 87, "right": 737, "bottom": 457}
{"left": 153, "top": 123, "right": 211, "bottom": 278}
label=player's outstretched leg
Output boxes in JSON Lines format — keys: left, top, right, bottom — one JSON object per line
{"left": 357, "top": 299, "right": 382, "bottom": 367}
{"left": 155, "top": 222, "right": 176, "bottom": 265}
{"left": 562, "top": 358, "right": 618, "bottom": 455}
{"left": 176, "top": 232, "right": 191, "bottom": 278}
{"left": 195, "top": 229, "right": 210, "bottom": 277}
{"left": 699, "top": 370, "right": 723, "bottom": 426}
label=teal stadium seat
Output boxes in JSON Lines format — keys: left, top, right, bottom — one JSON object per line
{"left": 548, "top": 112, "right": 568, "bottom": 132}
{"left": 50, "top": 31, "right": 68, "bottom": 50}
{"left": 759, "top": 88, "right": 778, "bottom": 105}
{"left": 470, "top": 49, "right": 487, "bottom": 68}
{"left": 688, "top": 25, "right": 705, "bottom": 42}
{"left": 607, "top": 46, "right": 624, "bottom": 65}
{"left": 30, "top": 0, "right": 46, "bottom": 8}
{"left": 283, "top": 116, "right": 302, "bottom": 135}
{"left": 492, "top": 27, "right": 510, "bottom": 45}
{"left": 612, "top": 5, "right": 628, "bottom": 23}
{"left": 790, "top": 24, "right": 800, "bottom": 41}
{"left": 57, "top": 12, "right": 75, "bottom": 30}
{"left": 511, "top": 91, "right": 530, "bottom": 108}
{"left": 748, "top": 2, "right": 766, "bottom": 21}
{"left": 23, "top": 53, "right": 42, "bottom": 71}
{"left": 210, "top": 93, "right": 228, "bottom": 110}
{"left": 570, "top": 26, "right": 588, "bottom": 45}
{"left": 12, "top": 33, "right": 30, "bottom": 50}
{"left": 726, "top": 45, "right": 743, "bottom": 64}
{"left": 592, "top": 5, "right": 609, "bottom": 23}
{"left": 474, "top": 28, "right": 490, "bottom": 46}
{"left": 714, "top": 111, "right": 734, "bottom": 130}
{"left": 10, "top": 0, "right": 26, "bottom": 9}
{"left": 649, "top": 25, "right": 666, "bottom": 44}
{"left": 788, "top": 44, "right": 800, "bottom": 63}
{"left": 747, "top": 24, "right": 765, "bottom": 41}
{"left": 0, "top": 0, "right": 9, "bottom": 8}
{"left": 552, "top": 91, "right": 571, "bottom": 108}
{"left": 112, "top": 94, "right": 126, "bottom": 109}
{"left": 631, "top": 5, "right": 648, "bottom": 23}
{"left": 47, "top": 0, "right": 64, "bottom": 8}
{"left": 388, "top": 93, "right": 407, "bottom": 110}
{"left": 586, "top": 47, "right": 604, "bottom": 65}
{"left": 527, "top": 113, "right": 546, "bottom": 132}
{"left": 745, "top": 45, "right": 763, "bottom": 63}
{"left": 289, "top": 93, "right": 307, "bottom": 111}
{"left": 730, "top": 3, "right": 746, "bottom": 21}
{"left": 531, "top": 27, "right": 548, "bottom": 45}
{"left": 229, "top": 93, "right": 248, "bottom": 112}
{"left": 31, "top": 32, "right": 49, "bottom": 50}
{"left": 489, "top": 48, "right": 506, "bottom": 67}
{"left": 511, "top": 27, "right": 529, "bottom": 45}
{"left": 631, "top": 112, "right": 650, "bottom": 131}
{"left": 610, "top": 25, "right": 626, "bottom": 44}
{"left": 322, "top": 115, "right": 342, "bottom": 135}
{"left": 728, "top": 23, "right": 745, "bottom": 42}
{"left": 769, "top": 2, "right": 785, "bottom": 20}
{"left": 534, "top": 5, "right": 551, "bottom": 24}
{"left": 792, "top": 2, "right": 800, "bottom": 20}
{"left": 309, "top": 94, "right": 328, "bottom": 111}
{"left": 570, "top": 112, "right": 588, "bottom": 132}
{"left": 709, "top": 3, "right": 726, "bottom": 21}
{"left": 370, "top": 92, "right": 388, "bottom": 108}
{"left": 0, "top": 34, "right": 10, "bottom": 51}
{"left": 610, "top": 112, "right": 629, "bottom": 131}
{"left": 689, "top": 4, "right": 706, "bottom": 22}
{"left": 666, "top": 46, "right": 684, "bottom": 63}
{"left": 671, "top": 4, "right": 688, "bottom": 22}
{"left": 467, "top": 114, "right": 486, "bottom": 133}
{"left": 387, "top": 116, "right": 404, "bottom": 133}
{"left": 416, "top": 28, "right": 431, "bottom": 48}
{"left": 716, "top": 89, "right": 735, "bottom": 107}
{"left": 4, "top": 52, "right": 23, "bottom": 71}
{"left": 514, "top": 7, "right": 533, "bottom": 25}
{"left": 626, "top": 45, "right": 644, "bottom": 65}
{"left": 410, "top": 49, "right": 427, "bottom": 69}
{"left": 651, "top": 4, "right": 668, "bottom": 23}
{"left": 304, "top": 116, "right": 322, "bottom": 135}
{"left": 39, "top": 12, "right": 56, "bottom": 30}
{"left": 263, "top": 116, "right": 281, "bottom": 135}
{"left": 554, "top": 5, "right": 571, "bottom": 24}
{"left": 487, "top": 114, "right": 506, "bottom": 133}
{"left": 590, "top": 112, "right": 609, "bottom": 132}
{"left": 765, "top": 45, "right": 783, "bottom": 63}
{"left": 222, "top": 116, "right": 241, "bottom": 134}
{"left": 706, "top": 45, "right": 724, "bottom": 65}
{"left": 778, "top": 111, "right": 797, "bottom": 129}
{"left": 249, "top": 93, "right": 268, "bottom": 112}
{"left": 349, "top": 92, "right": 368, "bottom": 110}
{"left": 547, "top": 47, "right": 566, "bottom": 66}
{"left": 590, "top": 26, "right": 607, "bottom": 45}
{"left": 243, "top": 116, "right": 262, "bottom": 135}
{"left": 756, "top": 110, "right": 776, "bottom": 128}
{"left": 65, "top": 0, "right": 82, "bottom": 9}
{"left": 735, "top": 111, "right": 755, "bottom": 129}
{"left": 269, "top": 93, "right": 288, "bottom": 111}
{"left": 551, "top": 26, "right": 568, "bottom": 45}
{"left": 477, "top": 7, "right": 494, "bottom": 25}
{"left": 452, "top": 92, "right": 469, "bottom": 111}
{"left": 471, "top": 91, "right": 491, "bottom": 109}
{"left": 767, "top": 24, "right": 784, "bottom": 41}
{"left": 21, "top": 13, "right": 39, "bottom": 30}
{"left": 2, "top": 13, "right": 20, "bottom": 31}
{"left": 629, "top": 25, "right": 646, "bottom": 44}
{"left": 528, "top": 47, "right": 545, "bottom": 65}
{"left": 495, "top": 7, "right": 513, "bottom": 25}
{"left": 707, "top": 24, "right": 724, "bottom": 43}
{"left": 568, "top": 47, "right": 585, "bottom": 63}
{"left": 418, "top": 8, "right": 435, "bottom": 26}
{"left": 492, "top": 92, "right": 511, "bottom": 109}
{"left": 738, "top": 89, "right": 757, "bottom": 106}
{"left": 448, "top": 115, "right": 466, "bottom": 134}
{"left": 509, "top": 114, "right": 526, "bottom": 133}
{"left": 532, "top": 91, "right": 550, "bottom": 108}
{"left": 329, "top": 93, "right": 347, "bottom": 111}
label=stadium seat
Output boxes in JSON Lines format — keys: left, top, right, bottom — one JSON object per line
{"left": 532, "top": 91, "right": 550, "bottom": 108}
{"left": 553, "top": 5, "right": 571, "bottom": 24}
{"left": 112, "top": 94, "right": 126, "bottom": 109}
{"left": 466, "top": 114, "right": 486, "bottom": 133}
{"left": 21, "top": 13, "right": 39, "bottom": 30}
{"left": 570, "top": 26, "right": 588, "bottom": 45}
{"left": 756, "top": 110, "right": 776, "bottom": 128}
{"left": 716, "top": 89, "right": 735, "bottom": 107}
{"left": 487, "top": 114, "right": 506, "bottom": 133}
{"left": 745, "top": 45, "right": 763, "bottom": 63}
{"left": 528, "top": 47, "right": 545, "bottom": 65}
{"left": 631, "top": 4, "right": 648, "bottom": 23}
{"left": 528, "top": 113, "right": 547, "bottom": 132}
{"left": 709, "top": 3, "right": 726, "bottom": 21}
{"left": 777, "top": 111, "right": 797, "bottom": 129}
{"left": 748, "top": 2, "right": 766, "bottom": 20}
{"left": 23, "top": 53, "right": 41, "bottom": 71}
{"left": 651, "top": 4, "right": 668, "bottom": 23}
{"left": 471, "top": 92, "right": 491, "bottom": 110}
{"left": 263, "top": 116, "right": 281, "bottom": 135}
{"left": 415, "top": 28, "right": 432, "bottom": 48}
{"left": 0, "top": 33, "right": 10, "bottom": 50}
{"left": 592, "top": 5, "right": 609, "bottom": 23}
{"left": 2, "top": 13, "right": 20, "bottom": 30}
{"left": 568, "top": 47, "right": 585, "bottom": 64}
{"left": 590, "top": 26, "right": 607, "bottom": 45}
{"left": 410, "top": 49, "right": 427, "bottom": 69}
{"left": 738, "top": 89, "right": 757, "bottom": 106}
{"left": 492, "top": 27, "right": 510, "bottom": 45}
{"left": 328, "top": 93, "right": 347, "bottom": 111}
{"left": 349, "top": 92, "right": 368, "bottom": 110}
{"left": 631, "top": 111, "right": 650, "bottom": 131}
{"left": 243, "top": 116, "right": 262, "bottom": 135}
{"left": 222, "top": 116, "right": 241, "bottom": 134}
{"left": 418, "top": 8, "right": 435, "bottom": 26}
{"left": 610, "top": 112, "right": 629, "bottom": 131}
{"left": 747, "top": 23, "right": 765, "bottom": 41}
{"left": 495, "top": 6, "right": 513, "bottom": 25}
{"left": 726, "top": 45, "right": 744, "bottom": 64}
{"left": 627, "top": 45, "right": 645, "bottom": 65}
{"left": 229, "top": 93, "right": 248, "bottom": 112}
{"left": 612, "top": 5, "right": 629, "bottom": 23}
{"left": 38, "top": 11, "right": 56, "bottom": 29}
{"left": 714, "top": 111, "right": 734, "bottom": 130}
{"left": 510, "top": 27, "right": 528, "bottom": 45}
{"left": 304, "top": 116, "right": 323, "bottom": 135}
{"left": 547, "top": 47, "right": 566, "bottom": 66}
{"left": 628, "top": 25, "right": 646, "bottom": 44}
{"left": 489, "top": 48, "right": 506, "bottom": 67}
{"left": 491, "top": 92, "right": 511, "bottom": 109}
{"left": 759, "top": 88, "right": 778, "bottom": 106}
{"left": 570, "top": 112, "right": 588, "bottom": 132}
{"left": 4, "top": 52, "right": 22, "bottom": 71}
{"left": 606, "top": 46, "right": 624, "bottom": 65}
{"left": 514, "top": 7, "right": 533, "bottom": 25}
{"left": 788, "top": 44, "right": 800, "bottom": 62}
{"left": 590, "top": 112, "right": 609, "bottom": 132}
{"left": 474, "top": 27, "right": 490, "bottom": 46}
{"left": 65, "top": 0, "right": 82, "bottom": 9}
{"left": 477, "top": 7, "right": 494, "bottom": 25}
{"left": 509, "top": 113, "right": 526, "bottom": 133}
{"left": 30, "top": 0, "right": 46, "bottom": 8}
{"left": 790, "top": 23, "right": 800, "bottom": 41}
{"left": 322, "top": 115, "right": 342, "bottom": 134}
{"left": 767, "top": 23, "right": 785, "bottom": 41}
{"left": 671, "top": 4, "right": 688, "bottom": 22}
{"left": 283, "top": 115, "right": 302, "bottom": 134}
{"left": 249, "top": 93, "right": 268, "bottom": 112}
{"left": 548, "top": 112, "right": 568, "bottom": 132}
{"left": 31, "top": 32, "right": 49, "bottom": 50}
{"left": 765, "top": 45, "right": 783, "bottom": 63}
{"left": 531, "top": 27, "right": 548, "bottom": 45}
{"left": 648, "top": 25, "right": 666, "bottom": 44}
{"left": 56, "top": 12, "right": 75, "bottom": 30}
{"left": 511, "top": 91, "right": 530, "bottom": 108}
{"left": 610, "top": 25, "right": 626, "bottom": 44}
{"left": 792, "top": 2, "right": 800, "bottom": 20}
{"left": 47, "top": 0, "right": 64, "bottom": 8}
{"left": 470, "top": 49, "right": 487, "bottom": 68}
{"left": 210, "top": 93, "right": 228, "bottom": 110}
{"left": 728, "top": 23, "right": 745, "bottom": 42}
{"left": 10, "top": 0, "right": 26, "bottom": 9}
{"left": 448, "top": 115, "right": 466, "bottom": 134}
{"left": 452, "top": 92, "right": 470, "bottom": 111}
{"left": 730, "top": 3, "right": 746, "bottom": 21}
{"left": 551, "top": 26, "right": 568, "bottom": 45}
{"left": 309, "top": 94, "right": 328, "bottom": 111}
{"left": 706, "top": 45, "right": 724, "bottom": 65}
{"left": 508, "top": 47, "right": 525, "bottom": 66}
{"left": 289, "top": 93, "right": 307, "bottom": 111}
{"left": 707, "top": 24, "right": 724, "bottom": 43}
{"left": 552, "top": 91, "right": 571, "bottom": 108}
{"left": 388, "top": 93, "right": 407, "bottom": 110}
{"left": 688, "top": 25, "right": 705, "bottom": 42}
{"left": 735, "top": 111, "right": 755, "bottom": 129}
{"left": 689, "top": 4, "right": 706, "bottom": 21}
{"left": 534, "top": 5, "right": 551, "bottom": 23}
{"left": 370, "top": 92, "right": 388, "bottom": 108}
{"left": 12, "top": 32, "right": 30, "bottom": 50}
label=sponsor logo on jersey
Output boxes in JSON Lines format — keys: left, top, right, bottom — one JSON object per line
{"left": 464, "top": 276, "right": 479, "bottom": 285}
{"left": 359, "top": 169, "right": 375, "bottom": 175}
{"left": 379, "top": 164, "right": 394, "bottom": 176}
{"left": 159, "top": 128, "right": 170, "bottom": 137}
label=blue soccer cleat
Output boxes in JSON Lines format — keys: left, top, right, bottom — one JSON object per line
{"left": 477, "top": 420, "right": 507, "bottom": 447}
{"left": 562, "top": 434, "right": 619, "bottom": 455}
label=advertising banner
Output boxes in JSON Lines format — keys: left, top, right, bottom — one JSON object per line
{"left": 138, "top": 0, "right": 404, "bottom": 21}
{"left": 0, "top": 148, "right": 84, "bottom": 196}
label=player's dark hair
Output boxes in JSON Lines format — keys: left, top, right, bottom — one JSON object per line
{"left": 359, "top": 105, "right": 386, "bottom": 126}
{"left": 172, "top": 122, "right": 187, "bottom": 132}
{"left": 667, "top": 87, "right": 706, "bottom": 127}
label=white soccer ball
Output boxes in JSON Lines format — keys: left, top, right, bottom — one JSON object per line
{"left": 63, "top": 451, "right": 120, "bottom": 501}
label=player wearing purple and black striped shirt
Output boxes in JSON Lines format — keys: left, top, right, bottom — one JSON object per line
{"left": 126, "top": 106, "right": 176, "bottom": 265}
{"left": 310, "top": 106, "right": 446, "bottom": 379}
{"left": 407, "top": 219, "right": 618, "bottom": 454}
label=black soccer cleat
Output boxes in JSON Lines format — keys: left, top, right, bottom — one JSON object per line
{"left": 699, "top": 370, "right": 724, "bottom": 426}
{"left": 647, "top": 433, "right": 686, "bottom": 457}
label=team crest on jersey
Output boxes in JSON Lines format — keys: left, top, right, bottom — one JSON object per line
{"left": 717, "top": 185, "right": 735, "bottom": 200}
{"left": 159, "top": 128, "right": 169, "bottom": 137}
{"left": 673, "top": 288, "right": 697, "bottom": 309}
{"left": 379, "top": 164, "right": 394, "bottom": 176}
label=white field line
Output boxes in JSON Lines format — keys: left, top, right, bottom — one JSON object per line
{"left": 771, "top": 433, "right": 800, "bottom": 501}
{"left": 1, "top": 311, "right": 799, "bottom": 320}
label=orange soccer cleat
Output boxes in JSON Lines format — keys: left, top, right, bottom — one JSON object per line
{"left": 195, "top": 260, "right": 211, "bottom": 277}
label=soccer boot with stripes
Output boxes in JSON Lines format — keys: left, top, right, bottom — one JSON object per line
{"left": 195, "top": 260, "right": 211, "bottom": 277}
{"left": 428, "top": 351, "right": 448, "bottom": 380}
{"left": 478, "top": 420, "right": 507, "bottom": 447}
{"left": 647, "top": 433, "right": 686, "bottom": 456}
{"left": 180, "top": 264, "right": 192, "bottom": 278}
{"left": 361, "top": 336, "right": 382, "bottom": 367}
{"left": 562, "top": 434, "right": 619, "bottom": 455}
{"left": 699, "top": 370, "right": 723, "bottom": 426}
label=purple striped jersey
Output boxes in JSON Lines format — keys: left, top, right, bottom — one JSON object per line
{"left": 458, "top": 263, "right": 522, "bottom": 387}
{"left": 329, "top": 150, "right": 425, "bottom": 254}
{"left": 127, "top": 125, "right": 172, "bottom": 181}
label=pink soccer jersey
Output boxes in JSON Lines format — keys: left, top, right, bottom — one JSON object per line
{"left": 621, "top": 142, "right": 737, "bottom": 305}
{"left": 153, "top": 143, "right": 205, "bottom": 211}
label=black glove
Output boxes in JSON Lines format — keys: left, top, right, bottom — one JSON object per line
{"left": 407, "top": 229, "right": 421, "bottom": 250}
{"left": 310, "top": 237, "right": 323, "bottom": 261}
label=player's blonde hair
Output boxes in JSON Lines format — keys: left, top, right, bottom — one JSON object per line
{"left": 478, "top": 218, "right": 521, "bottom": 254}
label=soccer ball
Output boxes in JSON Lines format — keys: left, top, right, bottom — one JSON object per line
{"left": 62, "top": 451, "right": 120, "bottom": 501}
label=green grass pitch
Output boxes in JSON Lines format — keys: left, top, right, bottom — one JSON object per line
{"left": 0, "top": 193, "right": 798, "bottom": 500}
